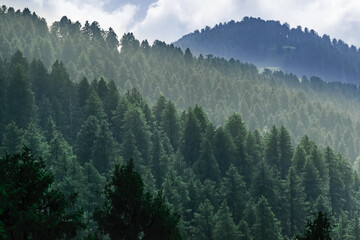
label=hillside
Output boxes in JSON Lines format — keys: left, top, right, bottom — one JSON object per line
{"left": 2, "top": 5, "right": 360, "bottom": 239}
{"left": 0, "top": 51, "right": 360, "bottom": 239}
{"left": 2, "top": 6, "right": 360, "bottom": 164}
{"left": 174, "top": 17, "right": 360, "bottom": 84}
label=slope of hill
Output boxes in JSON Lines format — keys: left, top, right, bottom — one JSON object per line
{"left": 1, "top": 51, "right": 360, "bottom": 239}
{"left": 1, "top": 6, "right": 360, "bottom": 164}
{"left": 174, "top": 17, "right": 360, "bottom": 84}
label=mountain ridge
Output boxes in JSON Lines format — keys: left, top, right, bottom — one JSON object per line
{"left": 174, "top": 17, "right": 360, "bottom": 84}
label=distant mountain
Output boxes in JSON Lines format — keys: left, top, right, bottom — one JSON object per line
{"left": 174, "top": 17, "right": 360, "bottom": 84}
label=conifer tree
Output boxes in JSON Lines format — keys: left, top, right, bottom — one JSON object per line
{"left": 225, "top": 113, "right": 247, "bottom": 141}
{"left": 122, "top": 106, "right": 152, "bottom": 165}
{"left": 296, "top": 211, "right": 332, "bottom": 240}
{"left": 194, "top": 138, "right": 220, "bottom": 182}
{"left": 292, "top": 145, "right": 307, "bottom": 173}
{"left": 151, "top": 130, "right": 167, "bottom": 188}
{"left": 23, "top": 121, "right": 49, "bottom": 159}
{"left": 94, "top": 160, "right": 182, "bottom": 240}
{"left": 1, "top": 121, "right": 23, "bottom": 155}
{"left": 192, "top": 199, "right": 215, "bottom": 240}
{"left": 303, "top": 159, "right": 322, "bottom": 202}
{"left": 0, "top": 148, "right": 85, "bottom": 239}
{"left": 287, "top": 166, "right": 307, "bottom": 237}
{"left": 182, "top": 110, "right": 202, "bottom": 166}
{"left": 213, "top": 201, "right": 240, "bottom": 240}
{"left": 254, "top": 196, "right": 283, "bottom": 240}
{"left": 213, "top": 127, "right": 235, "bottom": 175}
{"left": 161, "top": 100, "right": 180, "bottom": 150}
{"left": 278, "top": 126, "right": 293, "bottom": 179}
{"left": 92, "top": 119, "right": 118, "bottom": 174}
{"left": 265, "top": 125, "right": 280, "bottom": 167}
{"left": 223, "top": 164, "right": 248, "bottom": 223}
{"left": 75, "top": 115, "right": 99, "bottom": 165}
{"left": 7, "top": 57, "right": 35, "bottom": 128}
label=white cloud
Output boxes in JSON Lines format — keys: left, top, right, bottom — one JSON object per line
{"left": 131, "top": 0, "right": 360, "bottom": 47}
{"left": 3, "top": 0, "right": 360, "bottom": 47}
{"left": 2, "top": 0, "right": 138, "bottom": 37}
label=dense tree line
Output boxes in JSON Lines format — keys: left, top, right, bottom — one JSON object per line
{"left": 175, "top": 17, "right": 360, "bottom": 84}
{"left": 0, "top": 51, "right": 360, "bottom": 239}
{"left": 1, "top": 6, "right": 360, "bottom": 166}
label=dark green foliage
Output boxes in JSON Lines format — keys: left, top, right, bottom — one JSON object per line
{"left": 0, "top": 147, "right": 85, "bottom": 239}
{"left": 253, "top": 196, "right": 283, "bottom": 240}
{"left": 192, "top": 199, "right": 215, "bottom": 240}
{"left": 265, "top": 125, "right": 280, "bottom": 167}
{"left": 287, "top": 166, "right": 307, "bottom": 237}
{"left": 213, "top": 127, "right": 235, "bottom": 175}
{"left": 161, "top": 100, "right": 180, "bottom": 150}
{"left": 7, "top": 52, "right": 35, "bottom": 128}
{"left": 213, "top": 201, "right": 240, "bottom": 240}
{"left": 278, "top": 126, "right": 293, "bottom": 179}
{"left": 223, "top": 164, "right": 248, "bottom": 223}
{"left": 0, "top": 11, "right": 359, "bottom": 238}
{"left": 94, "top": 160, "right": 182, "bottom": 240}
{"left": 1, "top": 121, "right": 23, "bottom": 155}
{"left": 182, "top": 110, "right": 202, "bottom": 166}
{"left": 92, "top": 119, "right": 117, "bottom": 174}
{"left": 296, "top": 211, "right": 333, "bottom": 240}
{"left": 194, "top": 139, "right": 220, "bottom": 182}
{"left": 75, "top": 116, "right": 100, "bottom": 165}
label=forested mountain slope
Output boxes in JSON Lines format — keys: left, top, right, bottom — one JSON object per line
{"left": 1, "top": 6, "right": 360, "bottom": 165}
{"left": 174, "top": 17, "right": 360, "bottom": 84}
{"left": 1, "top": 51, "right": 360, "bottom": 239}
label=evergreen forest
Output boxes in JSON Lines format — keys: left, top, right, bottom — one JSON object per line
{"left": 175, "top": 17, "right": 360, "bottom": 84}
{"left": 1, "top": 5, "right": 360, "bottom": 239}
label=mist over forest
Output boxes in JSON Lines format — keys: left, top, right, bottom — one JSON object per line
{"left": 1, "top": 5, "right": 360, "bottom": 240}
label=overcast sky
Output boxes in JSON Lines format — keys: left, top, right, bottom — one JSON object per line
{"left": 3, "top": 0, "right": 360, "bottom": 47}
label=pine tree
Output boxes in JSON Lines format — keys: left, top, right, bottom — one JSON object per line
{"left": 77, "top": 77, "right": 91, "bottom": 110}
{"left": 96, "top": 77, "right": 108, "bottom": 101}
{"left": 23, "top": 121, "right": 49, "bottom": 160}
{"left": 223, "top": 164, "right": 248, "bottom": 223}
{"left": 94, "top": 160, "right": 182, "bottom": 240}
{"left": 29, "top": 59, "right": 49, "bottom": 103}
{"left": 254, "top": 196, "right": 283, "bottom": 240}
{"left": 287, "top": 166, "right": 307, "bottom": 238}
{"left": 278, "top": 126, "right": 293, "bottom": 179}
{"left": 7, "top": 57, "right": 35, "bottom": 128}
{"left": 325, "top": 147, "right": 345, "bottom": 215}
{"left": 225, "top": 113, "right": 247, "bottom": 141}
{"left": 265, "top": 125, "right": 280, "bottom": 167}
{"left": 251, "top": 162, "right": 280, "bottom": 213}
{"left": 182, "top": 110, "right": 202, "bottom": 166}
{"left": 303, "top": 159, "right": 322, "bottom": 202}
{"left": 194, "top": 138, "right": 220, "bottom": 182}
{"left": 153, "top": 95, "right": 167, "bottom": 127}
{"left": 151, "top": 130, "right": 167, "bottom": 188}
{"left": 1, "top": 121, "right": 24, "bottom": 155}
{"left": 92, "top": 119, "right": 118, "bottom": 174}
{"left": 192, "top": 199, "right": 215, "bottom": 240}
{"left": 213, "top": 127, "right": 235, "bottom": 175}
{"left": 0, "top": 147, "right": 85, "bottom": 239}
{"left": 75, "top": 115, "right": 99, "bottom": 165}
{"left": 121, "top": 106, "right": 152, "bottom": 165}
{"left": 161, "top": 100, "right": 180, "bottom": 150}
{"left": 292, "top": 145, "right": 307, "bottom": 173}
{"left": 84, "top": 90, "right": 106, "bottom": 120}
{"left": 83, "top": 162, "right": 106, "bottom": 231}
{"left": 213, "top": 201, "right": 240, "bottom": 240}
{"left": 103, "top": 80, "right": 119, "bottom": 119}
{"left": 121, "top": 130, "right": 142, "bottom": 166}
{"left": 296, "top": 211, "right": 332, "bottom": 240}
